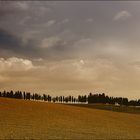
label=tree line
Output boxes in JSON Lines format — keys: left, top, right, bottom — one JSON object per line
{"left": 0, "top": 90, "right": 140, "bottom": 106}
{"left": 88, "top": 93, "right": 140, "bottom": 106}
{"left": 0, "top": 90, "right": 78, "bottom": 103}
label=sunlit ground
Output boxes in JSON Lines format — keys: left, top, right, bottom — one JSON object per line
{"left": 0, "top": 98, "right": 140, "bottom": 139}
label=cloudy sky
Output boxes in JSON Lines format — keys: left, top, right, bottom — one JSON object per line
{"left": 0, "top": 1, "right": 140, "bottom": 99}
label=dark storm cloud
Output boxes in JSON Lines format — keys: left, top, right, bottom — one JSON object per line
{"left": 0, "top": 29, "right": 20, "bottom": 50}
{"left": 0, "top": 28, "right": 70, "bottom": 60}
{"left": 0, "top": 1, "right": 138, "bottom": 61}
{"left": 0, "top": 28, "right": 42, "bottom": 58}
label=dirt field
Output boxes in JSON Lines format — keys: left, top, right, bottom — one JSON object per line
{"left": 0, "top": 98, "right": 140, "bottom": 139}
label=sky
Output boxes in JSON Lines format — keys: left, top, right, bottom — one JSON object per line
{"left": 0, "top": 1, "right": 140, "bottom": 99}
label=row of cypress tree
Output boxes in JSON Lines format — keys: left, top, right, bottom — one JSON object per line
{"left": 0, "top": 90, "right": 140, "bottom": 106}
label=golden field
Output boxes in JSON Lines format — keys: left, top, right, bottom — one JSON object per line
{"left": 0, "top": 98, "right": 140, "bottom": 139}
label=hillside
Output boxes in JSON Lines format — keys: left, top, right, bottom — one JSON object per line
{"left": 0, "top": 98, "right": 140, "bottom": 139}
{"left": 67, "top": 103, "right": 140, "bottom": 114}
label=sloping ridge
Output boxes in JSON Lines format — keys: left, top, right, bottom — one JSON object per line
{"left": 0, "top": 98, "right": 140, "bottom": 139}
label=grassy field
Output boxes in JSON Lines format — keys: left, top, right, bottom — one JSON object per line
{"left": 66, "top": 103, "right": 140, "bottom": 114}
{"left": 0, "top": 98, "right": 140, "bottom": 139}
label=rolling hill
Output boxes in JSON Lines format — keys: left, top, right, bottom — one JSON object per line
{"left": 0, "top": 98, "right": 140, "bottom": 139}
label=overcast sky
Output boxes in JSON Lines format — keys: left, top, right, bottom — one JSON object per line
{"left": 0, "top": 1, "right": 140, "bottom": 99}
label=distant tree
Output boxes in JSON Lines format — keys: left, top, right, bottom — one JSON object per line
{"left": 65, "top": 97, "right": 68, "bottom": 103}
{"left": 88, "top": 93, "right": 98, "bottom": 104}
{"left": 43, "top": 94, "right": 47, "bottom": 101}
{"left": 32, "top": 94, "right": 35, "bottom": 100}
{"left": 10, "top": 90, "right": 14, "bottom": 98}
{"left": 52, "top": 97, "right": 56, "bottom": 103}
{"left": 38, "top": 95, "right": 41, "bottom": 100}
{"left": 48, "top": 95, "right": 51, "bottom": 102}
{"left": 122, "top": 98, "right": 128, "bottom": 105}
{"left": 19, "top": 91, "right": 23, "bottom": 99}
{"left": 0, "top": 90, "right": 139, "bottom": 107}
{"left": 78, "top": 95, "right": 87, "bottom": 103}
{"left": 3, "top": 90, "right": 6, "bottom": 97}
{"left": 73, "top": 98, "right": 76, "bottom": 103}
{"left": 128, "top": 100, "right": 138, "bottom": 106}
{"left": 138, "top": 100, "right": 140, "bottom": 106}
{"left": 6, "top": 92, "right": 10, "bottom": 98}
{"left": 88, "top": 93, "right": 131, "bottom": 106}
{"left": 55, "top": 96, "right": 58, "bottom": 102}
{"left": 35, "top": 93, "right": 41, "bottom": 100}
{"left": 62, "top": 96, "right": 65, "bottom": 102}
{"left": 34, "top": 93, "right": 38, "bottom": 100}
{"left": 59, "top": 96, "right": 62, "bottom": 103}
{"left": 71, "top": 96, "right": 74, "bottom": 103}
{"left": 105, "top": 95, "right": 110, "bottom": 104}
{"left": 23, "top": 92, "right": 26, "bottom": 100}
{"left": 99, "top": 93, "right": 106, "bottom": 103}
{"left": 68, "top": 96, "right": 72, "bottom": 102}
{"left": 78, "top": 95, "right": 81, "bottom": 102}
{"left": 26, "top": 92, "right": 31, "bottom": 100}
{"left": 109, "top": 97, "right": 115, "bottom": 104}
{"left": 14, "top": 91, "right": 22, "bottom": 99}
{"left": 6, "top": 90, "right": 14, "bottom": 98}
